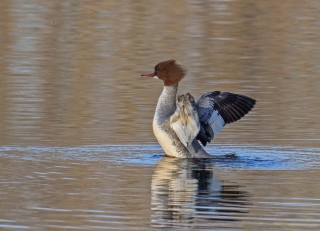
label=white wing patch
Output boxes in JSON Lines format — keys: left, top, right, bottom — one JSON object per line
{"left": 208, "top": 110, "right": 225, "bottom": 137}
{"left": 170, "top": 95, "right": 200, "bottom": 148}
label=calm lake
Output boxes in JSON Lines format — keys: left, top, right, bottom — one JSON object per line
{"left": 0, "top": 0, "right": 320, "bottom": 230}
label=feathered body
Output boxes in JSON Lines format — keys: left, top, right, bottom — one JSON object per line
{"left": 142, "top": 60, "right": 256, "bottom": 158}
{"left": 170, "top": 93, "right": 200, "bottom": 148}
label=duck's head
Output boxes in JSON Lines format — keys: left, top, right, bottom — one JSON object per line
{"left": 141, "top": 60, "right": 185, "bottom": 86}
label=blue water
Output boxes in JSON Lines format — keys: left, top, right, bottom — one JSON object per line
{"left": 1, "top": 143, "right": 319, "bottom": 170}
{"left": 1, "top": 144, "right": 320, "bottom": 230}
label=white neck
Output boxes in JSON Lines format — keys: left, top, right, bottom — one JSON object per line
{"left": 154, "top": 84, "right": 178, "bottom": 123}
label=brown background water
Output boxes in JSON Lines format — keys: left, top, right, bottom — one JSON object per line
{"left": 0, "top": 0, "right": 320, "bottom": 230}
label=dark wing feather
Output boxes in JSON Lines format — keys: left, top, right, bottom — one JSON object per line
{"left": 196, "top": 91, "right": 256, "bottom": 146}
{"left": 212, "top": 92, "right": 256, "bottom": 124}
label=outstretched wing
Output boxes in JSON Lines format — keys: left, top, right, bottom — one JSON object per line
{"left": 196, "top": 91, "right": 256, "bottom": 146}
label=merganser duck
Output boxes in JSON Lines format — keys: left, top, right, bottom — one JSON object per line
{"left": 141, "top": 60, "right": 256, "bottom": 158}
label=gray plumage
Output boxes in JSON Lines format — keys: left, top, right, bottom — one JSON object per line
{"left": 170, "top": 93, "right": 200, "bottom": 148}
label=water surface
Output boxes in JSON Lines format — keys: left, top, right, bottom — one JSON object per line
{"left": 1, "top": 144, "right": 320, "bottom": 230}
{"left": 1, "top": 0, "right": 320, "bottom": 230}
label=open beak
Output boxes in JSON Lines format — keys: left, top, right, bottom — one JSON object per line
{"left": 141, "top": 72, "right": 155, "bottom": 77}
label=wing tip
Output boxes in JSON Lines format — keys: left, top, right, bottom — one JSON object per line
{"left": 223, "top": 94, "right": 256, "bottom": 124}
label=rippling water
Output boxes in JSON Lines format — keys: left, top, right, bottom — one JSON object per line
{"left": 1, "top": 0, "right": 320, "bottom": 230}
{"left": 0, "top": 144, "right": 320, "bottom": 230}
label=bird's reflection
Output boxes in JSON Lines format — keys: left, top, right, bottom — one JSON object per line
{"left": 151, "top": 157, "right": 249, "bottom": 229}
